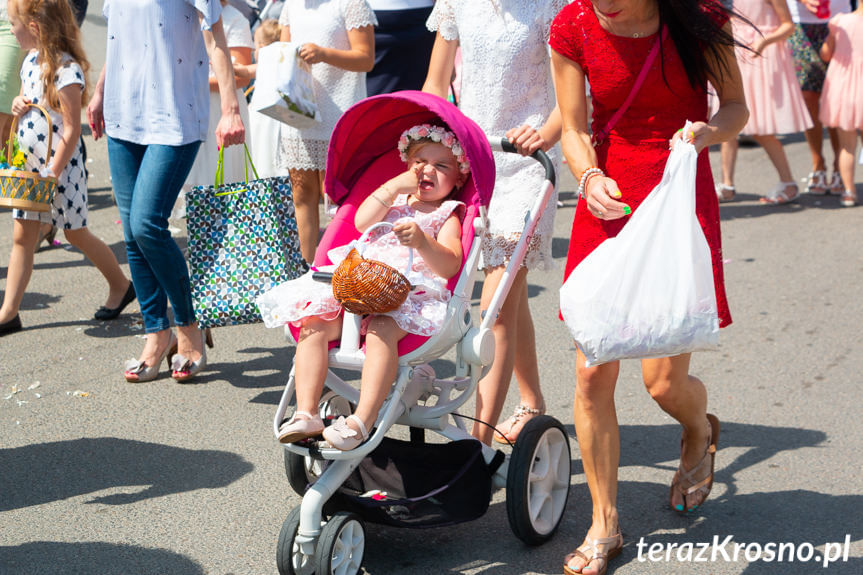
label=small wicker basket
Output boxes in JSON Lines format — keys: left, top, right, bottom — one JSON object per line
{"left": 331, "top": 221, "right": 412, "bottom": 315}
{"left": 0, "top": 103, "right": 57, "bottom": 212}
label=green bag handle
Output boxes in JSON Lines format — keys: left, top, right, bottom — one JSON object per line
{"left": 213, "top": 144, "right": 262, "bottom": 196}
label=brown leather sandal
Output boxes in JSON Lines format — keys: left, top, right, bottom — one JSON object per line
{"left": 669, "top": 413, "right": 720, "bottom": 513}
{"left": 563, "top": 530, "right": 623, "bottom": 575}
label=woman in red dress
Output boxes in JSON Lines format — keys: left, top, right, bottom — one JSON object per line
{"left": 550, "top": 0, "right": 749, "bottom": 572}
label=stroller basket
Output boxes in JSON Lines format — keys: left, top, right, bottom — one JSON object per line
{"left": 335, "top": 438, "right": 504, "bottom": 529}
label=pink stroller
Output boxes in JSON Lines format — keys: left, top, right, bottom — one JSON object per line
{"left": 272, "top": 91, "right": 569, "bottom": 575}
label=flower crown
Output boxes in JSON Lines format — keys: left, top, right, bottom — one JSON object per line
{"left": 397, "top": 124, "right": 470, "bottom": 174}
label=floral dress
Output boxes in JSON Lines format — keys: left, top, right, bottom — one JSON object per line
{"left": 257, "top": 196, "right": 464, "bottom": 336}
{"left": 427, "top": 0, "right": 568, "bottom": 271}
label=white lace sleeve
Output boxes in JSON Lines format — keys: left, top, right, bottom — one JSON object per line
{"left": 545, "top": 0, "right": 571, "bottom": 41}
{"left": 343, "top": 0, "right": 377, "bottom": 30}
{"left": 426, "top": 0, "right": 458, "bottom": 41}
{"left": 278, "top": 2, "right": 290, "bottom": 27}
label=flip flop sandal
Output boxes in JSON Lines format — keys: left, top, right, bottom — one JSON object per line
{"left": 563, "top": 530, "right": 624, "bottom": 575}
{"left": 669, "top": 413, "right": 720, "bottom": 514}
{"left": 492, "top": 402, "right": 545, "bottom": 444}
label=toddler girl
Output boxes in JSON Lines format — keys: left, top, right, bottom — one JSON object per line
{"left": 819, "top": 3, "right": 863, "bottom": 206}
{"left": 0, "top": 0, "right": 132, "bottom": 336}
{"left": 257, "top": 124, "right": 468, "bottom": 451}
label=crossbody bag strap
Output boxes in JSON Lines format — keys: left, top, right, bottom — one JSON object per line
{"left": 592, "top": 26, "right": 669, "bottom": 147}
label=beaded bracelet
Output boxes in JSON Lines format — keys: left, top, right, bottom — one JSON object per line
{"left": 577, "top": 167, "right": 605, "bottom": 198}
{"left": 371, "top": 194, "right": 390, "bottom": 208}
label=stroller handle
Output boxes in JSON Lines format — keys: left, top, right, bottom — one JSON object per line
{"left": 489, "top": 137, "right": 556, "bottom": 187}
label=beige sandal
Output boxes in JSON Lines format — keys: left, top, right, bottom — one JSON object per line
{"left": 322, "top": 414, "right": 369, "bottom": 451}
{"left": 493, "top": 401, "right": 545, "bottom": 444}
{"left": 563, "top": 530, "right": 623, "bottom": 575}
{"left": 670, "top": 413, "right": 720, "bottom": 513}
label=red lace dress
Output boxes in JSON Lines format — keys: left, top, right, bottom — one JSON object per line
{"left": 550, "top": 0, "right": 732, "bottom": 328}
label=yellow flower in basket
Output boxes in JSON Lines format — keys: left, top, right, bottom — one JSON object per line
{"left": 11, "top": 150, "right": 27, "bottom": 169}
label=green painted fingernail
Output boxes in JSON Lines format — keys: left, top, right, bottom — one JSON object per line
{"left": 623, "top": 205, "right": 632, "bottom": 215}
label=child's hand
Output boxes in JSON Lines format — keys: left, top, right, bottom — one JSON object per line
{"left": 11, "top": 97, "right": 31, "bottom": 117}
{"left": 298, "top": 43, "right": 327, "bottom": 65}
{"left": 392, "top": 220, "right": 427, "bottom": 249}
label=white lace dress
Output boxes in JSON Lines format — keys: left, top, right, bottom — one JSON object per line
{"left": 257, "top": 196, "right": 464, "bottom": 336}
{"left": 427, "top": 0, "right": 567, "bottom": 270}
{"left": 277, "top": 0, "right": 377, "bottom": 171}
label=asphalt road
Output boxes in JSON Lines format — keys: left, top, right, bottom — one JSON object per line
{"left": 1, "top": 4, "right": 861, "bottom": 575}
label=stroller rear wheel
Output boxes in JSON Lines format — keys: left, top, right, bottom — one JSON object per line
{"left": 505, "top": 415, "right": 571, "bottom": 545}
{"left": 314, "top": 512, "right": 365, "bottom": 575}
{"left": 277, "top": 506, "right": 316, "bottom": 575}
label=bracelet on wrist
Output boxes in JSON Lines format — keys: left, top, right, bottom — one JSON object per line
{"left": 577, "top": 167, "right": 605, "bottom": 198}
{"left": 371, "top": 193, "right": 391, "bottom": 208}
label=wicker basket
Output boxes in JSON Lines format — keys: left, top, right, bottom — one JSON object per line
{"left": 331, "top": 222, "right": 412, "bottom": 315}
{"left": 0, "top": 104, "right": 57, "bottom": 212}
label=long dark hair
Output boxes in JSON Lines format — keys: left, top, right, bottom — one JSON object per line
{"left": 658, "top": 0, "right": 751, "bottom": 90}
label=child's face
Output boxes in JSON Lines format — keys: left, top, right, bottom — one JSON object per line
{"left": 7, "top": 2, "right": 38, "bottom": 51}
{"left": 407, "top": 142, "right": 467, "bottom": 203}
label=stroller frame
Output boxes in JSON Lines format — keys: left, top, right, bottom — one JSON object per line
{"left": 272, "top": 93, "right": 570, "bottom": 575}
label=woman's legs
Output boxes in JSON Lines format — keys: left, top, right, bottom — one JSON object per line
{"left": 107, "top": 136, "right": 201, "bottom": 366}
{"left": 641, "top": 354, "right": 713, "bottom": 512}
{"left": 566, "top": 350, "right": 621, "bottom": 575}
{"left": 471, "top": 266, "right": 544, "bottom": 445}
{"left": 294, "top": 316, "right": 343, "bottom": 415}
{"left": 62, "top": 227, "right": 131, "bottom": 309}
{"left": 290, "top": 168, "right": 324, "bottom": 262}
{"left": 719, "top": 139, "right": 738, "bottom": 188}
{"left": 0, "top": 218, "right": 40, "bottom": 324}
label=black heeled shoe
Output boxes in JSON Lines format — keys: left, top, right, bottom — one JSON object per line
{"left": 94, "top": 282, "right": 137, "bottom": 320}
{"left": 0, "top": 314, "right": 23, "bottom": 336}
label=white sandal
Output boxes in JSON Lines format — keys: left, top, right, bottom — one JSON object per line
{"left": 806, "top": 171, "right": 828, "bottom": 195}
{"left": 715, "top": 183, "right": 736, "bottom": 203}
{"left": 760, "top": 182, "right": 799, "bottom": 205}
{"left": 278, "top": 410, "right": 324, "bottom": 443}
{"left": 840, "top": 191, "right": 858, "bottom": 207}
{"left": 322, "top": 414, "right": 369, "bottom": 451}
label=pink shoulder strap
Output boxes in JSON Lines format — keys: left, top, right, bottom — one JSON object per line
{"left": 592, "top": 26, "right": 669, "bottom": 147}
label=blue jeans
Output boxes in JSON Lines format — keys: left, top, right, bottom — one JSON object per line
{"left": 107, "top": 136, "right": 201, "bottom": 333}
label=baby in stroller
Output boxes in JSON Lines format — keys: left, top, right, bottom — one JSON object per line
{"left": 257, "top": 122, "right": 472, "bottom": 450}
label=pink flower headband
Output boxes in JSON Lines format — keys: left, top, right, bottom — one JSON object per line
{"left": 397, "top": 124, "right": 470, "bottom": 174}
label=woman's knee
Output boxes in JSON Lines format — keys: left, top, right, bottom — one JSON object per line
{"left": 575, "top": 363, "right": 618, "bottom": 404}
{"left": 642, "top": 358, "right": 693, "bottom": 404}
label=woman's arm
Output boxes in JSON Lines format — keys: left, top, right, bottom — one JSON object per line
{"left": 297, "top": 25, "right": 375, "bottom": 72}
{"left": 422, "top": 32, "right": 458, "bottom": 99}
{"left": 697, "top": 22, "right": 749, "bottom": 152}
{"left": 49, "top": 84, "right": 82, "bottom": 178}
{"left": 201, "top": 16, "right": 245, "bottom": 148}
{"left": 393, "top": 214, "right": 463, "bottom": 279}
{"left": 753, "top": 0, "right": 795, "bottom": 54}
{"left": 86, "top": 65, "right": 106, "bottom": 140}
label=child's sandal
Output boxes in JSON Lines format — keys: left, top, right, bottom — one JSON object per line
{"left": 322, "top": 414, "right": 369, "bottom": 451}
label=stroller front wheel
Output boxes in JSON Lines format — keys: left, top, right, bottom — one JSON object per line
{"left": 314, "top": 512, "right": 365, "bottom": 575}
{"left": 505, "top": 415, "right": 572, "bottom": 545}
{"left": 277, "top": 506, "right": 316, "bottom": 575}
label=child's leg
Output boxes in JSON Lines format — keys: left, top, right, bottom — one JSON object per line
{"left": 836, "top": 128, "right": 859, "bottom": 200}
{"left": 802, "top": 91, "right": 827, "bottom": 173}
{"left": 752, "top": 135, "right": 795, "bottom": 184}
{"left": 720, "top": 139, "right": 738, "bottom": 188}
{"left": 0, "top": 219, "right": 41, "bottom": 323}
{"left": 62, "top": 227, "right": 131, "bottom": 308}
{"left": 294, "top": 315, "right": 343, "bottom": 414}
{"left": 352, "top": 315, "right": 407, "bottom": 432}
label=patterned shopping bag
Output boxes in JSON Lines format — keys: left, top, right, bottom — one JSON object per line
{"left": 186, "top": 146, "right": 306, "bottom": 328}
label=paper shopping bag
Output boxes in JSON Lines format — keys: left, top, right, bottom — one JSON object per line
{"left": 559, "top": 123, "right": 719, "bottom": 366}
{"left": 252, "top": 42, "right": 321, "bottom": 129}
{"left": 187, "top": 146, "right": 307, "bottom": 328}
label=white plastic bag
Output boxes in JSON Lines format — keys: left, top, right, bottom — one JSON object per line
{"left": 559, "top": 122, "right": 719, "bottom": 367}
{"left": 252, "top": 42, "right": 320, "bottom": 129}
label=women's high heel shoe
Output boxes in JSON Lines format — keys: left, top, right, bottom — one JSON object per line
{"left": 171, "top": 328, "right": 214, "bottom": 382}
{"left": 124, "top": 336, "right": 178, "bottom": 383}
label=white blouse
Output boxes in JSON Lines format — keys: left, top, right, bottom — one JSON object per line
{"left": 102, "top": 0, "right": 223, "bottom": 146}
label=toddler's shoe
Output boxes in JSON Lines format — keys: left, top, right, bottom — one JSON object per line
{"left": 278, "top": 411, "right": 325, "bottom": 443}
{"left": 828, "top": 172, "right": 844, "bottom": 195}
{"left": 806, "top": 170, "right": 828, "bottom": 195}
{"left": 322, "top": 415, "right": 369, "bottom": 451}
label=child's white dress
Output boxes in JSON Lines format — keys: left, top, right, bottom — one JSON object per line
{"left": 257, "top": 196, "right": 463, "bottom": 336}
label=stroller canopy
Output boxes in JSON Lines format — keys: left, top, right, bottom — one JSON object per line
{"left": 324, "top": 91, "right": 495, "bottom": 210}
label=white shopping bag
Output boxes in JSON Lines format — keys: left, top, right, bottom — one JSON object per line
{"left": 252, "top": 42, "right": 321, "bottom": 129}
{"left": 560, "top": 122, "right": 719, "bottom": 367}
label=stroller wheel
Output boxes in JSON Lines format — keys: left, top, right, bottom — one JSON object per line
{"left": 277, "top": 506, "right": 316, "bottom": 575}
{"left": 505, "top": 415, "right": 571, "bottom": 545}
{"left": 314, "top": 512, "right": 365, "bottom": 575}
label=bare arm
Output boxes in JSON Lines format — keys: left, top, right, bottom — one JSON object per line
{"left": 354, "top": 170, "right": 419, "bottom": 231}
{"left": 820, "top": 20, "right": 836, "bottom": 62}
{"left": 396, "top": 214, "right": 463, "bottom": 280}
{"left": 210, "top": 46, "right": 253, "bottom": 91}
{"left": 698, "top": 23, "right": 750, "bottom": 151}
{"left": 422, "top": 32, "right": 458, "bottom": 99}
{"left": 85, "top": 65, "right": 106, "bottom": 140}
{"left": 297, "top": 25, "right": 375, "bottom": 72}
{"left": 753, "top": 0, "right": 795, "bottom": 54}
{"left": 201, "top": 16, "right": 245, "bottom": 148}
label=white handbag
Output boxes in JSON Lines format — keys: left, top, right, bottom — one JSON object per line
{"left": 560, "top": 122, "right": 720, "bottom": 367}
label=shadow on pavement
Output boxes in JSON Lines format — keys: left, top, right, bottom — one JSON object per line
{"left": 0, "top": 541, "right": 204, "bottom": 575}
{"left": 0, "top": 437, "right": 253, "bottom": 511}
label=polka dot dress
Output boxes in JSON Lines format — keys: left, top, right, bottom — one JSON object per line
{"left": 11, "top": 51, "right": 88, "bottom": 229}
